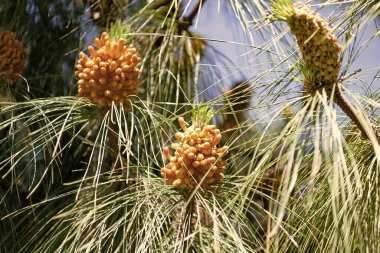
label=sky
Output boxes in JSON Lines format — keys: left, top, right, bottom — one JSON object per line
{"left": 183, "top": 0, "right": 380, "bottom": 125}
{"left": 189, "top": 0, "right": 380, "bottom": 94}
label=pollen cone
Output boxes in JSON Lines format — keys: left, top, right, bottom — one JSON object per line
{"left": 0, "top": 31, "right": 26, "bottom": 84}
{"left": 276, "top": 3, "right": 342, "bottom": 93}
{"left": 161, "top": 117, "right": 229, "bottom": 190}
{"left": 75, "top": 32, "right": 142, "bottom": 108}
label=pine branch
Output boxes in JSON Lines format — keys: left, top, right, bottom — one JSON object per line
{"left": 108, "top": 120, "right": 123, "bottom": 172}
{"left": 334, "top": 87, "right": 380, "bottom": 142}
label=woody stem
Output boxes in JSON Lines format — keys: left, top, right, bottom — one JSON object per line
{"left": 108, "top": 120, "right": 123, "bottom": 171}
{"left": 334, "top": 88, "right": 380, "bottom": 142}
{"left": 181, "top": 196, "right": 196, "bottom": 252}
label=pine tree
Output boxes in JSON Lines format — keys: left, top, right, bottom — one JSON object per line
{"left": 1, "top": 0, "right": 380, "bottom": 252}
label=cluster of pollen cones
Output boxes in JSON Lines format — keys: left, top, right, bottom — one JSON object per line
{"left": 283, "top": 4, "right": 342, "bottom": 93}
{"left": 161, "top": 117, "right": 229, "bottom": 190}
{"left": 75, "top": 32, "right": 142, "bottom": 108}
{"left": 0, "top": 31, "right": 26, "bottom": 84}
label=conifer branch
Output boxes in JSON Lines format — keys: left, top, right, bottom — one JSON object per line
{"left": 334, "top": 87, "right": 380, "bottom": 142}
{"left": 108, "top": 121, "right": 123, "bottom": 172}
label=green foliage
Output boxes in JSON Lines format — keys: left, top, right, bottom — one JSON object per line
{"left": 191, "top": 104, "right": 215, "bottom": 127}
{"left": 269, "top": 0, "right": 295, "bottom": 21}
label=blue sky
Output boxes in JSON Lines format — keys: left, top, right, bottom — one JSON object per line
{"left": 189, "top": 0, "right": 380, "bottom": 94}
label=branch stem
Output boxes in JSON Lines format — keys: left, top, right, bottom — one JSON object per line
{"left": 334, "top": 88, "right": 380, "bottom": 142}
{"left": 108, "top": 121, "right": 123, "bottom": 172}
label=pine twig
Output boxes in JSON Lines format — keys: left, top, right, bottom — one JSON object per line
{"left": 181, "top": 196, "right": 196, "bottom": 252}
{"left": 334, "top": 87, "right": 380, "bottom": 143}
{"left": 339, "top": 69, "right": 362, "bottom": 82}
{"left": 108, "top": 121, "right": 123, "bottom": 172}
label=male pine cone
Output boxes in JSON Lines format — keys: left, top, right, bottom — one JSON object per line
{"left": 275, "top": 3, "right": 380, "bottom": 142}
{"left": 0, "top": 31, "right": 26, "bottom": 84}
{"left": 281, "top": 4, "right": 342, "bottom": 93}
{"left": 161, "top": 117, "right": 228, "bottom": 190}
{"left": 75, "top": 32, "right": 141, "bottom": 108}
